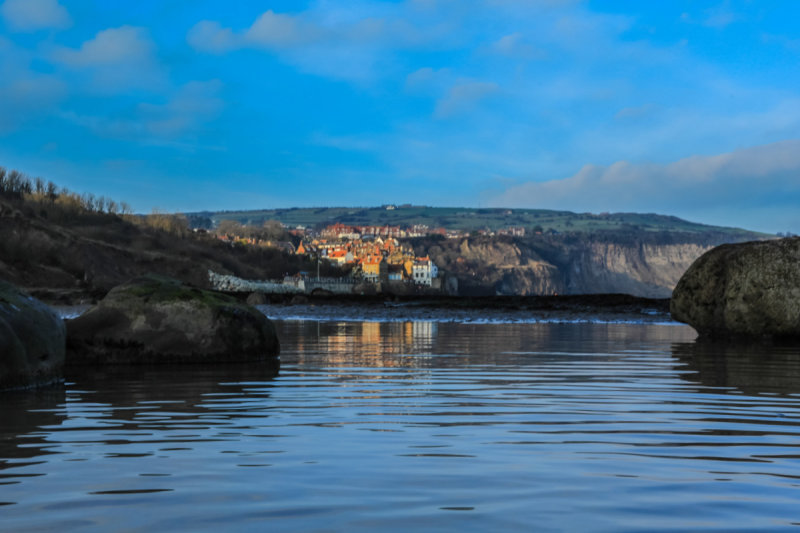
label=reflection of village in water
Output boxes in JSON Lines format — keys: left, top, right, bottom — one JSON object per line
{"left": 280, "top": 320, "right": 703, "bottom": 373}
{"left": 282, "top": 320, "right": 800, "bottom": 398}
{"left": 289, "top": 321, "right": 439, "bottom": 369}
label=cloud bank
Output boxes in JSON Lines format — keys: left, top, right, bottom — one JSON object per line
{"left": 492, "top": 139, "right": 800, "bottom": 231}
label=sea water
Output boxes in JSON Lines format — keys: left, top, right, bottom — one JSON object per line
{"left": 3, "top": 320, "right": 800, "bottom": 531}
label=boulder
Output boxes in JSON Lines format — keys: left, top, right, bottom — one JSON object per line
{"left": 671, "top": 238, "right": 800, "bottom": 338}
{"left": 66, "top": 275, "right": 280, "bottom": 364}
{"left": 290, "top": 294, "right": 309, "bottom": 305}
{"left": 246, "top": 291, "right": 268, "bottom": 306}
{"left": 0, "top": 279, "right": 66, "bottom": 390}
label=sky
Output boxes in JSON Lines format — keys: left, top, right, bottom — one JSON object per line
{"left": 1, "top": 0, "right": 800, "bottom": 233}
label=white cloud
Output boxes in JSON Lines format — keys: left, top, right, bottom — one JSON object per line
{"left": 188, "top": 12, "right": 326, "bottom": 53}
{"left": 244, "top": 10, "right": 324, "bottom": 48}
{"left": 51, "top": 26, "right": 164, "bottom": 91}
{"left": 0, "top": 76, "right": 65, "bottom": 131}
{"left": 404, "top": 66, "right": 451, "bottom": 93}
{"left": 139, "top": 80, "right": 224, "bottom": 137}
{"left": 1, "top": 0, "right": 70, "bottom": 32}
{"left": 186, "top": 5, "right": 456, "bottom": 81}
{"left": 435, "top": 80, "right": 499, "bottom": 118}
{"left": 491, "top": 140, "right": 800, "bottom": 230}
{"left": 52, "top": 26, "right": 154, "bottom": 67}
{"left": 488, "top": 33, "right": 546, "bottom": 60}
{"left": 63, "top": 80, "right": 224, "bottom": 142}
{"left": 0, "top": 36, "right": 65, "bottom": 131}
{"left": 187, "top": 20, "right": 238, "bottom": 53}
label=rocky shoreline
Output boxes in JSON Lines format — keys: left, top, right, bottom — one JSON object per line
{"left": 258, "top": 303, "right": 673, "bottom": 324}
{"left": 244, "top": 293, "right": 673, "bottom": 324}
{"left": 53, "top": 292, "right": 673, "bottom": 325}
{"left": 2, "top": 276, "right": 281, "bottom": 391}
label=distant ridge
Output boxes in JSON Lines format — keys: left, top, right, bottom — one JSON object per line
{"left": 187, "top": 205, "right": 767, "bottom": 239}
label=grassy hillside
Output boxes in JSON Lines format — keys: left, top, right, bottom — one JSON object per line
{"left": 191, "top": 206, "right": 768, "bottom": 239}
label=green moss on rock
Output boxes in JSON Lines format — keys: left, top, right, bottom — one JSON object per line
{"left": 67, "top": 275, "right": 280, "bottom": 365}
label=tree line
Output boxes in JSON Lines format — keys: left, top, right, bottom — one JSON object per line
{"left": 0, "top": 166, "right": 197, "bottom": 236}
{"left": 0, "top": 166, "right": 133, "bottom": 216}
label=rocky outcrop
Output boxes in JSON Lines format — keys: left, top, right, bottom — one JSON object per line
{"left": 66, "top": 275, "right": 280, "bottom": 364}
{"left": 0, "top": 279, "right": 66, "bottom": 390}
{"left": 671, "top": 238, "right": 800, "bottom": 338}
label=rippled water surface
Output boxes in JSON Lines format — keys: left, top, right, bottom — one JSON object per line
{"left": 4, "top": 320, "right": 800, "bottom": 531}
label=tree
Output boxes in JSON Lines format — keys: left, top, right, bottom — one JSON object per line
{"left": 217, "top": 219, "right": 243, "bottom": 236}
{"left": 261, "top": 220, "right": 286, "bottom": 240}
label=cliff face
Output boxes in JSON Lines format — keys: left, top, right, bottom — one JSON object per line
{"left": 426, "top": 237, "right": 715, "bottom": 298}
{"left": 564, "top": 242, "right": 713, "bottom": 298}
{"left": 426, "top": 239, "right": 565, "bottom": 296}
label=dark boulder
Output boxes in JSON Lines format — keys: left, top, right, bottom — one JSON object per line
{"left": 671, "top": 238, "right": 800, "bottom": 338}
{"left": 0, "top": 279, "right": 66, "bottom": 390}
{"left": 66, "top": 275, "right": 280, "bottom": 364}
{"left": 246, "top": 291, "right": 268, "bottom": 306}
{"left": 290, "top": 294, "right": 309, "bottom": 305}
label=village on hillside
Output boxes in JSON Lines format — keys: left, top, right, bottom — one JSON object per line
{"left": 299, "top": 223, "right": 443, "bottom": 284}
{"left": 209, "top": 218, "right": 529, "bottom": 294}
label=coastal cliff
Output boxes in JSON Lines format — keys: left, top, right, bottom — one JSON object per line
{"left": 563, "top": 242, "right": 713, "bottom": 297}
{"left": 423, "top": 237, "right": 720, "bottom": 298}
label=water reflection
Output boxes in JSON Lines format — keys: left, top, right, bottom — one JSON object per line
{"left": 290, "top": 320, "right": 438, "bottom": 368}
{"left": 65, "top": 363, "right": 279, "bottom": 411}
{"left": 0, "top": 387, "right": 66, "bottom": 474}
{"left": 5, "top": 320, "right": 800, "bottom": 531}
{"left": 284, "top": 319, "right": 698, "bottom": 369}
{"left": 674, "top": 340, "right": 800, "bottom": 396}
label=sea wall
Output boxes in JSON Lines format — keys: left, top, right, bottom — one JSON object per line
{"left": 208, "top": 271, "right": 358, "bottom": 295}
{"left": 208, "top": 271, "right": 303, "bottom": 294}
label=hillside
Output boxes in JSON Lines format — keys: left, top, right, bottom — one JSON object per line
{"left": 0, "top": 195, "right": 338, "bottom": 304}
{"left": 190, "top": 206, "right": 768, "bottom": 239}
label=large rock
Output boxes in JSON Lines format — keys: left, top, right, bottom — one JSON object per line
{"left": 671, "top": 238, "right": 800, "bottom": 338}
{"left": 0, "top": 279, "right": 66, "bottom": 390}
{"left": 66, "top": 275, "right": 280, "bottom": 364}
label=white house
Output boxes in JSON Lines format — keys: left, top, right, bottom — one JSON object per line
{"left": 412, "top": 257, "right": 438, "bottom": 286}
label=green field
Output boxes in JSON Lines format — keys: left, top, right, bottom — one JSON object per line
{"left": 188, "top": 206, "right": 768, "bottom": 239}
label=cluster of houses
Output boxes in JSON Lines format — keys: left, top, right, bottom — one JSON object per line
{"left": 213, "top": 220, "right": 525, "bottom": 288}
{"left": 296, "top": 234, "right": 439, "bottom": 286}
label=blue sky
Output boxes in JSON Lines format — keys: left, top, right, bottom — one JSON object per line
{"left": 1, "top": 0, "right": 800, "bottom": 233}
